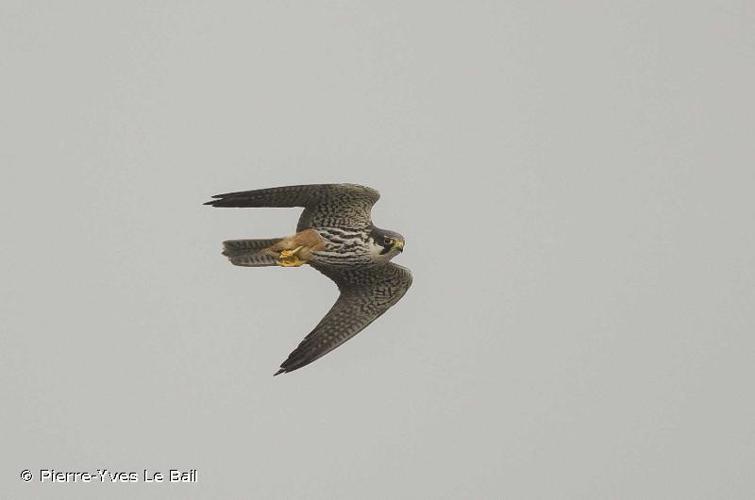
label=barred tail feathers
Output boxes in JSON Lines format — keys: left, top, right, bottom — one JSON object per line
{"left": 222, "top": 238, "right": 283, "bottom": 267}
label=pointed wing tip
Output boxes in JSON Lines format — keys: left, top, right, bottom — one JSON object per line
{"left": 275, "top": 361, "right": 304, "bottom": 376}
{"left": 203, "top": 194, "right": 225, "bottom": 206}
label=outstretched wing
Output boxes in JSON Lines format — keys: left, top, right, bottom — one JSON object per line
{"left": 204, "top": 183, "right": 380, "bottom": 231}
{"left": 275, "top": 263, "right": 413, "bottom": 375}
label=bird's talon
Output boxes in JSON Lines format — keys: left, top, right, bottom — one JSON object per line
{"left": 278, "top": 246, "right": 306, "bottom": 267}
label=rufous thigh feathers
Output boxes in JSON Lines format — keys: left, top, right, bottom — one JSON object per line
{"left": 267, "top": 229, "right": 326, "bottom": 266}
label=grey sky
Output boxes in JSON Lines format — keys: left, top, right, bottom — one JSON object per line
{"left": 2, "top": 1, "right": 754, "bottom": 499}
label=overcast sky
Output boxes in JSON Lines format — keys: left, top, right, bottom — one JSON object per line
{"left": 2, "top": 1, "right": 754, "bottom": 499}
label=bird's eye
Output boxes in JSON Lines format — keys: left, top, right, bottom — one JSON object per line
{"left": 384, "top": 238, "right": 394, "bottom": 247}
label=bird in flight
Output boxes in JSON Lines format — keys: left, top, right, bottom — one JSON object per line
{"left": 205, "top": 184, "right": 412, "bottom": 375}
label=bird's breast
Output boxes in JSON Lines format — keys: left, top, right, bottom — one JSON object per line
{"left": 309, "top": 227, "right": 373, "bottom": 266}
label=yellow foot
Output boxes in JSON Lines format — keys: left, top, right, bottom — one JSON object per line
{"left": 277, "top": 246, "right": 306, "bottom": 267}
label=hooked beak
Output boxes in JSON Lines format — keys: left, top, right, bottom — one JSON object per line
{"left": 393, "top": 240, "right": 405, "bottom": 252}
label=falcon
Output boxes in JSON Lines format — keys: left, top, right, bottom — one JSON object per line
{"left": 205, "top": 183, "right": 412, "bottom": 375}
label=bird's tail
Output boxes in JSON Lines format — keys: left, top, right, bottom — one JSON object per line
{"left": 221, "top": 238, "right": 283, "bottom": 267}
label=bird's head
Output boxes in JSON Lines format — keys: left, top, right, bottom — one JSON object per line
{"left": 368, "top": 227, "right": 405, "bottom": 262}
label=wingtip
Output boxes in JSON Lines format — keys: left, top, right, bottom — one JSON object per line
{"left": 203, "top": 194, "right": 226, "bottom": 206}
{"left": 273, "top": 368, "right": 286, "bottom": 376}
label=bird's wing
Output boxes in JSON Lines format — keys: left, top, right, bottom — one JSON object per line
{"left": 275, "top": 263, "right": 413, "bottom": 375}
{"left": 204, "top": 183, "right": 380, "bottom": 231}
